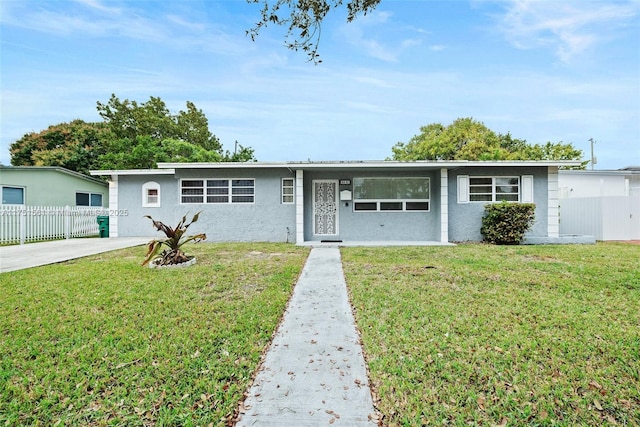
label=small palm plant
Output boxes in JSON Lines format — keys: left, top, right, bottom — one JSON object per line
{"left": 142, "top": 212, "right": 206, "bottom": 267}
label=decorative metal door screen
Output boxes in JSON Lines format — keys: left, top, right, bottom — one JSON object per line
{"left": 313, "top": 180, "right": 338, "bottom": 235}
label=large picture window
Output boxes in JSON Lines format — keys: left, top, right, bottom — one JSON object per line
{"left": 181, "top": 179, "right": 255, "bottom": 204}
{"left": 353, "top": 177, "right": 430, "bottom": 212}
{"left": 469, "top": 177, "right": 519, "bottom": 202}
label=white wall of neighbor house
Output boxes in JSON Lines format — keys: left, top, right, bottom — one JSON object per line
{"left": 558, "top": 172, "right": 629, "bottom": 198}
{"left": 558, "top": 170, "right": 640, "bottom": 240}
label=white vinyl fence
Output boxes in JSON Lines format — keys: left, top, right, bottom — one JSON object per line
{"left": 559, "top": 190, "right": 640, "bottom": 241}
{"left": 0, "top": 206, "right": 105, "bottom": 245}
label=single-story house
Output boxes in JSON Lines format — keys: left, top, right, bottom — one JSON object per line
{"left": 91, "top": 160, "right": 587, "bottom": 244}
{"left": 558, "top": 167, "right": 640, "bottom": 240}
{"left": 0, "top": 165, "right": 108, "bottom": 207}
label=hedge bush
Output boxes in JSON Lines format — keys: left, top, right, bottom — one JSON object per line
{"left": 481, "top": 201, "right": 536, "bottom": 244}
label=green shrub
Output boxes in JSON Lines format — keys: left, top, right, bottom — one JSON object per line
{"left": 481, "top": 201, "right": 535, "bottom": 244}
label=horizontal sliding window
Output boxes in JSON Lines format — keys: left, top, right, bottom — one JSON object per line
{"left": 182, "top": 179, "right": 254, "bottom": 204}
{"left": 353, "top": 177, "right": 430, "bottom": 212}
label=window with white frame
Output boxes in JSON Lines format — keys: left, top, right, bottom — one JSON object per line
{"left": 282, "top": 178, "right": 294, "bottom": 204}
{"left": 1, "top": 186, "right": 25, "bottom": 205}
{"left": 76, "top": 192, "right": 103, "bottom": 207}
{"left": 142, "top": 181, "right": 161, "bottom": 207}
{"left": 469, "top": 177, "right": 519, "bottom": 202}
{"left": 181, "top": 179, "right": 255, "bottom": 204}
{"left": 353, "top": 177, "right": 430, "bottom": 212}
{"left": 458, "top": 175, "right": 534, "bottom": 203}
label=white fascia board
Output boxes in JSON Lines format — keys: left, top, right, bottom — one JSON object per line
{"left": 90, "top": 169, "right": 176, "bottom": 176}
{"left": 158, "top": 160, "right": 581, "bottom": 170}
{"left": 559, "top": 169, "right": 640, "bottom": 176}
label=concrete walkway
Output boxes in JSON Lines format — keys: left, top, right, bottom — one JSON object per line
{"left": 236, "top": 247, "right": 378, "bottom": 426}
{"left": 0, "top": 237, "right": 149, "bottom": 273}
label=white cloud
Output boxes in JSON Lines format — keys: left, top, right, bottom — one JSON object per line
{"left": 338, "top": 10, "right": 425, "bottom": 62}
{"left": 496, "top": 0, "right": 640, "bottom": 62}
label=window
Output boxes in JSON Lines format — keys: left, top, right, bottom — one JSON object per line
{"left": 282, "top": 178, "right": 294, "bottom": 204}
{"left": 181, "top": 179, "right": 255, "bottom": 204}
{"left": 353, "top": 177, "right": 430, "bottom": 212}
{"left": 469, "top": 177, "right": 519, "bottom": 202}
{"left": 76, "top": 192, "right": 102, "bottom": 207}
{"left": 142, "top": 181, "right": 161, "bottom": 207}
{"left": 1, "top": 186, "right": 24, "bottom": 205}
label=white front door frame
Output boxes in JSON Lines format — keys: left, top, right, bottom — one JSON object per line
{"left": 312, "top": 179, "right": 339, "bottom": 236}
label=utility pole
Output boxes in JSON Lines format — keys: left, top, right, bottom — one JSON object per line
{"left": 589, "top": 138, "right": 597, "bottom": 170}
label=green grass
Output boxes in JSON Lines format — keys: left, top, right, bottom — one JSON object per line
{"left": 0, "top": 243, "right": 309, "bottom": 426}
{"left": 342, "top": 243, "right": 640, "bottom": 426}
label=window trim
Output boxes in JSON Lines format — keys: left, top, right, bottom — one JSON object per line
{"left": 281, "top": 177, "right": 294, "bottom": 204}
{"left": 180, "top": 178, "right": 255, "bottom": 205}
{"left": 465, "top": 176, "right": 521, "bottom": 203}
{"left": 352, "top": 177, "right": 431, "bottom": 213}
{"left": 142, "top": 181, "right": 161, "bottom": 208}
{"left": 1, "top": 185, "right": 25, "bottom": 205}
{"left": 76, "top": 191, "right": 103, "bottom": 207}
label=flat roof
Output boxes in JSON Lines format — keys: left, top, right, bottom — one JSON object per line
{"left": 1, "top": 165, "right": 108, "bottom": 186}
{"left": 88, "top": 160, "right": 582, "bottom": 176}
{"left": 90, "top": 168, "right": 176, "bottom": 176}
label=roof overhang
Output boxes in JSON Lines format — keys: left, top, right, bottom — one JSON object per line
{"left": 2, "top": 165, "right": 108, "bottom": 186}
{"left": 90, "top": 169, "right": 176, "bottom": 176}
{"left": 88, "top": 160, "right": 581, "bottom": 176}
{"left": 158, "top": 160, "right": 581, "bottom": 170}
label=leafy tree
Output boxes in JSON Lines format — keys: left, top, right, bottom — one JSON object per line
{"left": 391, "top": 117, "right": 584, "bottom": 166}
{"left": 9, "top": 120, "right": 109, "bottom": 175}
{"left": 96, "top": 94, "right": 222, "bottom": 152}
{"left": 247, "top": 0, "right": 381, "bottom": 63}
{"left": 10, "top": 95, "right": 257, "bottom": 174}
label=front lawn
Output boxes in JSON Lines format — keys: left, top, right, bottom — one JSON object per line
{"left": 342, "top": 243, "right": 640, "bottom": 426}
{"left": 0, "top": 243, "right": 308, "bottom": 426}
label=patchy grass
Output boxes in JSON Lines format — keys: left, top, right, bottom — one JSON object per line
{"left": 0, "top": 243, "right": 308, "bottom": 426}
{"left": 342, "top": 243, "right": 640, "bottom": 426}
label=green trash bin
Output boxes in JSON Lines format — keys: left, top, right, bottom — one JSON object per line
{"left": 97, "top": 215, "right": 109, "bottom": 238}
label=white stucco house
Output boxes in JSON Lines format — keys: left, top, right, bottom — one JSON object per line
{"left": 92, "top": 159, "right": 589, "bottom": 245}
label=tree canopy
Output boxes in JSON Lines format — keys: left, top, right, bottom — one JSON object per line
{"left": 10, "top": 95, "right": 256, "bottom": 174}
{"left": 247, "top": 0, "right": 381, "bottom": 62}
{"left": 391, "top": 118, "right": 585, "bottom": 166}
{"left": 9, "top": 120, "right": 109, "bottom": 176}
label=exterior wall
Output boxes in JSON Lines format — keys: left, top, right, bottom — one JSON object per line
{"left": 303, "top": 169, "right": 441, "bottom": 241}
{"left": 558, "top": 170, "right": 640, "bottom": 240}
{"left": 448, "top": 167, "right": 549, "bottom": 242}
{"left": 558, "top": 172, "right": 628, "bottom": 198}
{"left": 116, "top": 169, "right": 296, "bottom": 242}
{"left": 0, "top": 168, "right": 108, "bottom": 207}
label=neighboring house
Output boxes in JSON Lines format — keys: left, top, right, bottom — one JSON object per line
{"left": 91, "top": 160, "right": 586, "bottom": 244}
{"left": 558, "top": 167, "right": 640, "bottom": 240}
{"left": 0, "top": 166, "right": 108, "bottom": 207}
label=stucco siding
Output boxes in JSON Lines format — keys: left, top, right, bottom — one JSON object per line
{"left": 448, "top": 167, "right": 549, "bottom": 241}
{"left": 303, "top": 170, "right": 440, "bottom": 241}
{"left": 1, "top": 168, "right": 108, "bottom": 207}
{"left": 116, "top": 169, "right": 296, "bottom": 242}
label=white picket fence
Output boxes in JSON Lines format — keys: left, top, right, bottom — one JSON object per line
{"left": 0, "top": 206, "right": 105, "bottom": 245}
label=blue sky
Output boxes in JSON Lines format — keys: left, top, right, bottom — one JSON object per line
{"left": 1, "top": 0, "right": 639, "bottom": 169}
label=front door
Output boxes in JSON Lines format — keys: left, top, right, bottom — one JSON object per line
{"left": 313, "top": 180, "right": 339, "bottom": 236}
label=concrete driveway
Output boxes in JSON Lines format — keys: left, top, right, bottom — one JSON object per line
{"left": 0, "top": 237, "right": 150, "bottom": 273}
